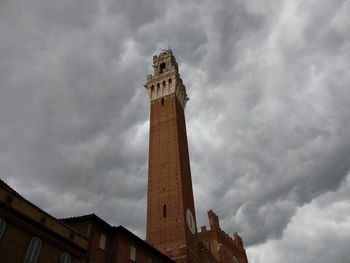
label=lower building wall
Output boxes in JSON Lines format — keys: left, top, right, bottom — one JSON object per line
{"left": 0, "top": 215, "right": 85, "bottom": 263}
{"left": 199, "top": 244, "right": 215, "bottom": 263}
{"left": 0, "top": 219, "right": 30, "bottom": 262}
{"left": 86, "top": 222, "right": 108, "bottom": 263}
{"left": 115, "top": 232, "right": 174, "bottom": 263}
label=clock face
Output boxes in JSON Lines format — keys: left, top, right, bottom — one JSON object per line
{"left": 186, "top": 209, "right": 196, "bottom": 235}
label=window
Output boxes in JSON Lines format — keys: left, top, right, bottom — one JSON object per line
{"left": 161, "top": 98, "right": 164, "bottom": 105}
{"left": 163, "top": 204, "right": 167, "bottom": 217}
{"left": 23, "top": 237, "right": 42, "bottom": 263}
{"left": 4, "top": 195, "right": 13, "bottom": 205}
{"left": 232, "top": 256, "right": 239, "bottom": 263}
{"left": 168, "top": 78, "right": 172, "bottom": 84}
{"left": 99, "top": 233, "right": 106, "bottom": 250}
{"left": 60, "top": 252, "right": 71, "bottom": 263}
{"left": 0, "top": 218, "right": 6, "bottom": 239}
{"left": 130, "top": 246, "right": 136, "bottom": 261}
{"left": 159, "top": 63, "right": 166, "bottom": 73}
{"left": 40, "top": 216, "right": 46, "bottom": 224}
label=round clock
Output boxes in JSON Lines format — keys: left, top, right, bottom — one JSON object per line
{"left": 186, "top": 208, "right": 196, "bottom": 235}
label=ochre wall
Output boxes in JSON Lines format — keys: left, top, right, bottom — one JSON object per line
{"left": 0, "top": 208, "right": 85, "bottom": 263}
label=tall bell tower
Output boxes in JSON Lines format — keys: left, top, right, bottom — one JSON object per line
{"left": 145, "top": 50, "right": 199, "bottom": 263}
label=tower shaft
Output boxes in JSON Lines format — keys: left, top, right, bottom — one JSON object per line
{"left": 145, "top": 50, "right": 199, "bottom": 263}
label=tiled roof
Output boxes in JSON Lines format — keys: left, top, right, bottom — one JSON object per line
{"left": 0, "top": 178, "right": 24, "bottom": 199}
{"left": 60, "top": 213, "right": 112, "bottom": 229}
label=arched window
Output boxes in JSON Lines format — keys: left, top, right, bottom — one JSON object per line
{"left": 60, "top": 252, "right": 71, "bottom": 263}
{"left": 159, "top": 63, "right": 166, "bottom": 73}
{"left": 168, "top": 78, "right": 172, "bottom": 84}
{"left": 157, "top": 83, "right": 160, "bottom": 88}
{"left": 99, "top": 233, "right": 106, "bottom": 250}
{"left": 23, "top": 237, "right": 42, "bottom": 263}
{"left": 151, "top": 85, "right": 154, "bottom": 91}
{"left": 0, "top": 217, "right": 6, "bottom": 239}
{"left": 161, "top": 98, "right": 164, "bottom": 105}
{"left": 130, "top": 246, "right": 136, "bottom": 261}
{"left": 163, "top": 204, "right": 167, "bottom": 217}
{"left": 163, "top": 80, "right": 166, "bottom": 86}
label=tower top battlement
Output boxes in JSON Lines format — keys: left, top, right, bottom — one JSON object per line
{"left": 145, "top": 50, "right": 188, "bottom": 108}
{"left": 151, "top": 49, "right": 179, "bottom": 77}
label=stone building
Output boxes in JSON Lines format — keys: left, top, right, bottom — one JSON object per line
{"left": 61, "top": 214, "right": 175, "bottom": 263}
{"left": 0, "top": 50, "right": 248, "bottom": 263}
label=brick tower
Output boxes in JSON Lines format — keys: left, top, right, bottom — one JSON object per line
{"left": 145, "top": 50, "right": 199, "bottom": 263}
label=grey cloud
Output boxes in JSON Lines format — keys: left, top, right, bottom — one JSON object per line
{"left": 107, "top": 0, "right": 168, "bottom": 31}
{"left": 1, "top": 0, "right": 350, "bottom": 262}
{"left": 248, "top": 175, "right": 350, "bottom": 263}
{"left": 132, "top": 3, "right": 209, "bottom": 67}
{"left": 0, "top": 0, "right": 149, "bottom": 227}
{"left": 186, "top": 0, "right": 350, "bottom": 247}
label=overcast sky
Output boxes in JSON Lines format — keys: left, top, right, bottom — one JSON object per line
{"left": 1, "top": 0, "right": 350, "bottom": 262}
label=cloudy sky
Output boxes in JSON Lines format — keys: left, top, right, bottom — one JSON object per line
{"left": 1, "top": 0, "right": 350, "bottom": 262}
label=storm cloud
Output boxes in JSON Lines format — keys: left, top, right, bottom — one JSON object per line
{"left": 1, "top": 0, "right": 350, "bottom": 262}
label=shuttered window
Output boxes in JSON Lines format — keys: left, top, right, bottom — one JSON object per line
{"left": 99, "top": 233, "right": 106, "bottom": 250}
{"left": 130, "top": 246, "right": 136, "bottom": 261}
{"left": 60, "top": 252, "right": 71, "bottom": 263}
{"left": 0, "top": 218, "right": 6, "bottom": 239}
{"left": 232, "top": 256, "right": 239, "bottom": 263}
{"left": 23, "top": 237, "right": 42, "bottom": 263}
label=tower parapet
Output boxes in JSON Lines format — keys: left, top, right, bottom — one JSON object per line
{"left": 145, "top": 49, "right": 189, "bottom": 109}
{"left": 208, "top": 209, "right": 220, "bottom": 229}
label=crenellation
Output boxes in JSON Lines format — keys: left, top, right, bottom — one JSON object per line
{"left": 197, "top": 210, "right": 248, "bottom": 263}
{"left": 145, "top": 49, "right": 188, "bottom": 109}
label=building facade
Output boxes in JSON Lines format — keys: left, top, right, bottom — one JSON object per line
{"left": 0, "top": 179, "right": 88, "bottom": 263}
{"left": 0, "top": 179, "right": 175, "bottom": 263}
{"left": 62, "top": 214, "right": 175, "bottom": 263}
